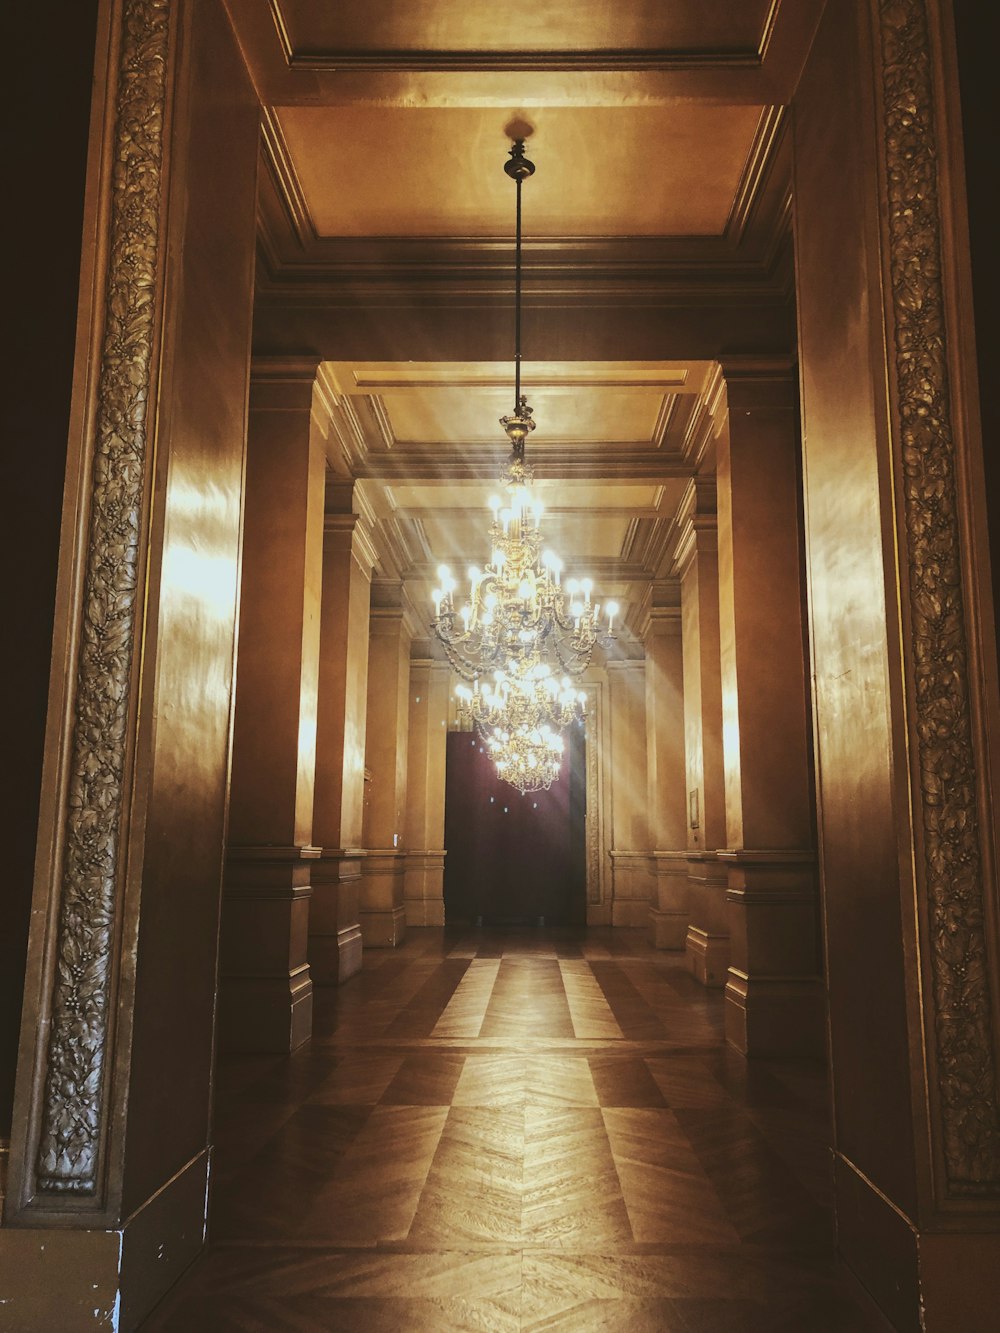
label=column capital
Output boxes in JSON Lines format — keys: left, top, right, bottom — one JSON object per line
{"left": 369, "top": 603, "right": 412, "bottom": 635}
{"left": 408, "top": 654, "right": 451, "bottom": 677}
{"left": 606, "top": 658, "right": 646, "bottom": 675}
{"left": 323, "top": 507, "right": 379, "bottom": 575}
{"left": 636, "top": 580, "right": 682, "bottom": 642}
{"left": 249, "top": 355, "right": 322, "bottom": 412}
{"left": 672, "top": 476, "right": 719, "bottom": 576}
{"left": 323, "top": 511, "right": 359, "bottom": 548}
{"left": 371, "top": 578, "right": 404, "bottom": 608}
{"left": 325, "top": 476, "right": 354, "bottom": 515}
{"left": 717, "top": 355, "right": 798, "bottom": 412}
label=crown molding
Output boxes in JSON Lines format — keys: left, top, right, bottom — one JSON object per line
{"left": 224, "top": 0, "right": 826, "bottom": 105}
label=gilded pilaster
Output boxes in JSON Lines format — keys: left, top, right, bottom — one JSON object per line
{"left": 716, "top": 360, "right": 823, "bottom": 1056}
{"left": 642, "top": 583, "right": 688, "bottom": 948}
{"left": 220, "top": 358, "right": 325, "bottom": 1052}
{"left": 671, "top": 477, "right": 731, "bottom": 983}
{"left": 360, "top": 583, "right": 414, "bottom": 946}
{"left": 404, "top": 660, "right": 450, "bottom": 925}
{"left": 311, "top": 497, "right": 375, "bottom": 983}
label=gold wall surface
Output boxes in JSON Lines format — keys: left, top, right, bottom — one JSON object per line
{"left": 2, "top": 0, "right": 260, "bottom": 1324}
{"left": 794, "top": 0, "right": 1000, "bottom": 1324}
{"left": 796, "top": 0, "right": 919, "bottom": 1225}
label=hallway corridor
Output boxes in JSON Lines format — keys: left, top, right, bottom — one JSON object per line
{"left": 145, "top": 930, "right": 877, "bottom": 1331}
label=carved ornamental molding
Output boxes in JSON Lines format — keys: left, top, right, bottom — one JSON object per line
{"left": 35, "top": 0, "right": 172, "bottom": 1196}
{"left": 877, "top": 0, "right": 1000, "bottom": 1193}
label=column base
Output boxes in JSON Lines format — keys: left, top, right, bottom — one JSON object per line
{"left": 217, "top": 965, "right": 313, "bottom": 1053}
{"left": 310, "top": 850, "right": 364, "bottom": 984}
{"left": 612, "top": 899, "right": 651, "bottom": 927}
{"left": 685, "top": 853, "right": 729, "bottom": 981}
{"left": 724, "top": 969, "right": 827, "bottom": 1058}
{"left": 360, "top": 850, "right": 407, "bottom": 947}
{"left": 0, "top": 1149, "right": 209, "bottom": 1330}
{"left": 719, "top": 848, "right": 823, "bottom": 1056}
{"left": 310, "top": 922, "right": 364, "bottom": 986}
{"left": 686, "top": 926, "right": 731, "bottom": 987}
{"left": 403, "top": 849, "right": 445, "bottom": 926}
{"left": 219, "top": 845, "right": 316, "bottom": 1052}
{"left": 361, "top": 905, "right": 407, "bottom": 948}
{"left": 648, "top": 850, "right": 690, "bottom": 948}
{"left": 649, "top": 908, "right": 687, "bottom": 950}
{"left": 610, "top": 850, "right": 656, "bottom": 925}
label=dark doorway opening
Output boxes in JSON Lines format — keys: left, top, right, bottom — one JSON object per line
{"left": 443, "top": 727, "right": 586, "bottom": 926}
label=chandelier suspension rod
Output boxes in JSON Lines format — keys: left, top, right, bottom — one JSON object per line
{"left": 514, "top": 168, "right": 523, "bottom": 418}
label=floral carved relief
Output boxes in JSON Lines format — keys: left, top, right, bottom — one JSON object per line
{"left": 35, "top": 0, "right": 171, "bottom": 1195}
{"left": 878, "top": 0, "right": 1000, "bottom": 1192}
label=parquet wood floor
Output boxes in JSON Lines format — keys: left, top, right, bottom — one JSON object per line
{"left": 143, "top": 928, "right": 882, "bottom": 1331}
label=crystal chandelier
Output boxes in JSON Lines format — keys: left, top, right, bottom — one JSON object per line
{"left": 455, "top": 664, "right": 587, "bottom": 736}
{"left": 486, "top": 724, "right": 565, "bottom": 794}
{"left": 430, "top": 139, "right": 618, "bottom": 776}
{"left": 454, "top": 667, "right": 584, "bottom": 794}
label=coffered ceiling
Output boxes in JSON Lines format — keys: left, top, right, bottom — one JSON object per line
{"left": 226, "top": 0, "right": 811, "bottom": 651}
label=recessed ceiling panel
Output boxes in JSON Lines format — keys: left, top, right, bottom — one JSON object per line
{"left": 383, "top": 385, "right": 673, "bottom": 445}
{"left": 540, "top": 513, "right": 632, "bottom": 563}
{"left": 275, "top": 1, "right": 773, "bottom": 57}
{"left": 390, "top": 480, "right": 663, "bottom": 511}
{"left": 275, "top": 105, "right": 764, "bottom": 238}
{"left": 420, "top": 511, "right": 629, "bottom": 565}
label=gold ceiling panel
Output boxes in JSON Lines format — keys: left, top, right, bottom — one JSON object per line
{"left": 274, "top": 105, "right": 765, "bottom": 239}
{"left": 380, "top": 385, "right": 672, "bottom": 447}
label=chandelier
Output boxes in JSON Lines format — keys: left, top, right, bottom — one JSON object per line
{"left": 431, "top": 460, "right": 618, "bottom": 685}
{"left": 454, "top": 668, "right": 584, "bottom": 794}
{"left": 486, "top": 724, "right": 565, "bottom": 794}
{"left": 430, "top": 139, "right": 617, "bottom": 794}
{"left": 455, "top": 665, "right": 587, "bottom": 735}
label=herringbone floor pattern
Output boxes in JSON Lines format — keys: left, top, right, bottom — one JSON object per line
{"left": 143, "top": 928, "right": 880, "bottom": 1331}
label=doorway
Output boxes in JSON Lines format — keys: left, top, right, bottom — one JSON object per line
{"left": 443, "top": 727, "right": 586, "bottom": 926}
